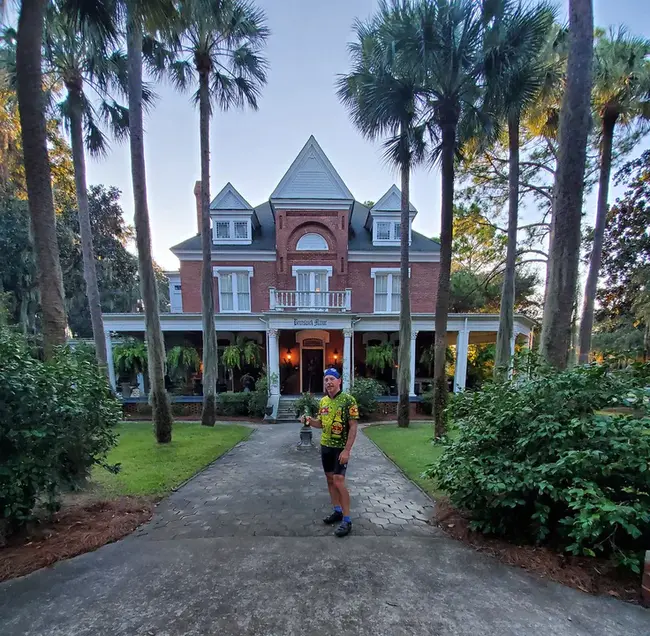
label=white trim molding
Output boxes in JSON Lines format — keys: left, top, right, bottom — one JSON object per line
{"left": 348, "top": 250, "right": 440, "bottom": 263}
{"left": 173, "top": 250, "right": 277, "bottom": 262}
{"left": 291, "top": 265, "right": 333, "bottom": 277}
{"left": 213, "top": 267, "right": 254, "bottom": 313}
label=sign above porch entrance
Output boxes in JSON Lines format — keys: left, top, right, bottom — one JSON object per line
{"left": 270, "top": 136, "right": 354, "bottom": 210}
{"left": 267, "top": 313, "right": 353, "bottom": 331}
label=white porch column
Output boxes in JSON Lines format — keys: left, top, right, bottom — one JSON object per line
{"left": 453, "top": 327, "right": 470, "bottom": 393}
{"left": 409, "top": 330, "right": 419, "bottom": 396}
{"left": 508, "top": 330, "right": 517, "bottom": 379}
{"left": 268, "top": 328, "right": 280, "bottom": 395}
{"left": 105, "top": 331, "right": 116, "bottom": 392}
{"left": 342, "top": 328, "right": 353, "bottom": 392}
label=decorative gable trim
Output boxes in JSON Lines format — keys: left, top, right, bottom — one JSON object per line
{"left": 270, "top": 136, "right": 354, "bottom": 204}
{"left": 371, "top": 184, "right": 418, "bottom": 214}
{"left": 210, "top": 182, "right": 253, "bottom": 211}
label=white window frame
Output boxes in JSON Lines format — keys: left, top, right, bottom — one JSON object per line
{"left": 213, "top": 266, "right": 254, "bottom": 313}
{"left": 371, "top": 267, "right": 410, "bottom": 314}
{"left": 296, "top": 232, "right": 329, "bottom": 251}
{"left": 292, "top": 265, "right": 333, "bottom": 311}
{"left": 372, "top": 218, "right": 411, "bottom": 246}
{"left": 211, "top": 217, "right": 252, "bottom": 245}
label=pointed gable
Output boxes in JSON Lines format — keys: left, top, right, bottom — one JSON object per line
{"left": 270, "top": 136, "right": 354, "bottom": 205}
{"left": 210, "top": 183, "right": 253, "bottom": 212}
{"left": 370, "top": 184, "right": 418, "bottom": 214}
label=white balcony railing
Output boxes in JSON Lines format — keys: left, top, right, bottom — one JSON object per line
{"left": 269, "top": 288, "right": 352, "bottom": 312}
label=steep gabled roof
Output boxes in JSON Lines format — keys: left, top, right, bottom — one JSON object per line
{"left": 370, "top": 184, "right": 418, "bottom": 213}
{"left": 270, "top": 136, "right": 354, "bottom": 201}
{"left": 210, "top": 182, "right": 253, "bottom": 211}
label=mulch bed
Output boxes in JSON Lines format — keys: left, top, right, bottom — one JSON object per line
{"left": 0, "top": 497, "right": 154, "bottom": 583}
{"left": 433, "top": 498, "right": 643, "bottom": 605}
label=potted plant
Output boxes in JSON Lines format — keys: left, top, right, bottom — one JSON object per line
{"left": 113, "top": 339, "right": 147, "bottom": 398}
{"left": 167, "top": 345, "right": 201, "bottom": 394}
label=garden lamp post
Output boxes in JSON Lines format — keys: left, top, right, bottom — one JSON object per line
{"left": 297, "top": 406, "right": 313, "bottom": 448}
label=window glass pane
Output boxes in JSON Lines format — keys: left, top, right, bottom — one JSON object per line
{"left": 394, "top": 222, "right": 401, "bottom": 240}
{"left": 234, "top": 221, "right": 248, "bottom": 239}
{"left": 235, "top": 272, "right": 250, "bottom": 311}
{"left": 391, "top": 274, "right": 401, "bottom": 312}
{"left": 215, "top": 221, "right": 230, "bottom": 239}
{"left": 220, "top": 274, "right": 233, "bottom": 311}
{"left": 376, "top": 222, "right": 391, "bottom": 240}
{"left": 374, "top": 274, "right": 388, "bottom": 312}
{"left": 221, "top": 291, "right": 234, "bottom": 311}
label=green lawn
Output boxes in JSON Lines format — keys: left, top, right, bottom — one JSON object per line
{"left": 92, "top": 422, "right": 252, "bottom": 497}
{"left": 364, "top": 422, "right": 445, "bottom": 499}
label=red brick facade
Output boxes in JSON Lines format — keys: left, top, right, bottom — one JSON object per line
{"left": 178, "top": 208, "right": 440, "bottom": 314}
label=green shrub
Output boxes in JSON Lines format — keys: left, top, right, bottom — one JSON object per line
{"left": 427, "top": 364, "right": 650, "bottom": 573}
{"left": 421, "top": 391, "right": 433, "bottom": 415}
{"left": 351, "top": 377, "right": 383, "bottom": 419}
{"left": 216, "top": 392, "right": 251, "bottom": 416}
{"left": 248, "top": 375, "right": 268, "bottom": 418}
{"left": 294, "top": 393, "right": 320, "bottom": 417}
{"left": 0, "top": 326, "right": 119, "bottom": 536}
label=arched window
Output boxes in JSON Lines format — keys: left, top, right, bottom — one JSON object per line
{"left": 296, "top": 233, "right": 328, "bottom": 251}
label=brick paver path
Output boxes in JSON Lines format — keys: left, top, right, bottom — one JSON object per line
{"left": 136, "top": 424, "right": 436, "bottom": 540}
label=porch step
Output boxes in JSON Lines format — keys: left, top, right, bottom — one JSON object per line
{"left": 276, "top": 398, "right": 300, "bottom": 423}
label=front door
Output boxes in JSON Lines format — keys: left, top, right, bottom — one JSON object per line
{"left": 302, "top": 348, "right": 324, "bottom": 394}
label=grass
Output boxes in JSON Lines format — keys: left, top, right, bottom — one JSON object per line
{"left": 91, "top": 422, "right": 252, "bottom": 498}
{"left": 364, "top": 422, "right": 446, "bottom": 499}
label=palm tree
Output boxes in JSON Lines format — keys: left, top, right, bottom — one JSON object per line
{"left": 337, "top": 1, "right": 426, "bottom": 428}
{"left": 577, "top": 28, "right": 650, "bottom": 364}
{"left": 168, "top": 0, "right": 269, "bottom": 427}
{"left": 540, "top": 0, "right": 594, "bottom": 369}
{"left": 483, "top": 1, "right": 557, "bottom": 379}
{"left": 124, "top": 0, "right": 176, "bottom": 443}
{"left": 391, "top": 0, "right": 485, "bottom": 437}
{"left": 13, "top": 0, "right": 114, "bottom": 359}
{"left": 42, "top": 3, "right": 137, "bottom": 370}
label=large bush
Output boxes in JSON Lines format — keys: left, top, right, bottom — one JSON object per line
{"left": 351, "top": 377, "right": 383, "bottom": 419}
{"left": 427, "top": 364, "right": 650, "bottom": 573}
{"left": 216, "top": 392, "right": 251, "bottom": 416}
{"left": 248, "top": 375, "right": 268, "bottom": 418}
{"left": 0, "top": 326, "right": 120, "bottom": 536}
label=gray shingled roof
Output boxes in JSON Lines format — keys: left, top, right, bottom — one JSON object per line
{"left": 169, "top": 200, "right": 440, "bottom": 254}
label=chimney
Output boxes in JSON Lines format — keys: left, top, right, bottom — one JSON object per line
{"left": 194, "top": 180, "right": 202, "bottom": 234}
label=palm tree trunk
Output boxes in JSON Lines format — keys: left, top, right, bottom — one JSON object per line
{"left": 433, "top": 122, "right": 456, "bottom": 438}
{"left": 540, "top": 0, "right": 594, "bottom": 369}
{"left": 15, "top": 0, "right": 67, "bottom": 358}
{"left": 126, "top": 14, "right": 172, "bottom": 443}
{"left": 494, "top": 113, "right": 520, "bottom": 379}
{"left": 578, "top": 115, "right": 616, "bottom": 364}
{"left": 397, "top": 151, "right": 411, "bottom": 428}
{"left": 198, "top": 69, "right": 217, "bottom": 426}
{"left": 68, "top": 88, "right": 108, "bottom": 369}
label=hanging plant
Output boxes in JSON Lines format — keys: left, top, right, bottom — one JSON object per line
{"left": 365, "top": 342, "right": 394, "bottom": 372}
{"left": 113, "top": 338, "right": 147, "bottom": 380}
{"left": 167, "top": 345, "right": 200, "bottom": 382}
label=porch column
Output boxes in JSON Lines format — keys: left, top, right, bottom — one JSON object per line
{"left": 453, "top": 328, "right": 470, "bottom": 393}
{"left": 509, "top": 330, "right": 517, "bottom": 379}
{"left": 342, "top": 328, "right": 353, "bottom": 392}
{"left": 409, "top": 330, "right": 419, "bottom": 396}
{"left": 268, "top": 328, "right": 280, "bottom": 395}
{"left": 105, "top": 331, "right": 116, "bottom": 392}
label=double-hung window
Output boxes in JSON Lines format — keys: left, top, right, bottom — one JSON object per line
{"left": 214, "top": 267, "right": 253, "bottom": 312}
{"left": 371, "top": 268, "right": 408, "bottom": 313}
{"left": 292, "top": 266, "right": 332, "bottom": 310}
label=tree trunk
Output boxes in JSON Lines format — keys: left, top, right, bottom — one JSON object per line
{"left": 494, "top": 113, "right": 520, "bottom": 379}
{"left": 126, "top": 15, "right": 173, "bottom": 443}
{"left": 540, "top": 0, "right": 594, "bottom": 369}
{"left": 68, "top": 87, "right": 108, "bottom": 369}
{"left": 16, "top": 0, "right": 67, "bottom": 358}
{"left": 198, "top": 69, "right": 217, "bottom": 426}
{"left": 578, "top": 115, "right": 616, "bottom": 364}
{"left": 433, "top": 122, "right": 456, "bottom": 438}
{"left": 397, "top": 153, "right": 411, "bottom": 428}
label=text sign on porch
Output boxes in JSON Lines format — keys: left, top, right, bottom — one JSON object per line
{"left": 294, "top": 318, "right": 328, "bottom": 327}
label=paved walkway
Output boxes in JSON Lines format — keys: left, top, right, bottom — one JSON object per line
{"left": 0, "top": 425, "right": 647, "bottom": 636}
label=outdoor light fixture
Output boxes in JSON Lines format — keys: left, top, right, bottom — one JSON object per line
{"left": 286, "top": 348, "right": 292, "bottom": 362}
{"left": 333, "top": 348, "right": 338, "bottom": 362}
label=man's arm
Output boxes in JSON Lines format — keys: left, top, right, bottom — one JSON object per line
{"left": 306, "top": 415, "right": 322, "bottom": 428}
{"left": 339, "top": 420, "right": 357, "bottom": 464}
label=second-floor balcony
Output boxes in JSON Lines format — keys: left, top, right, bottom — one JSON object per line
{"left": 269, "top": 288, "right": 352, "bottom": 312}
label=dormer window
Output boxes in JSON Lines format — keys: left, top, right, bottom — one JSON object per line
{"left": 208, "top": 182, "right": 256, "bottom": 246}
{"left": 367, "top": 185, "right": 417, "bottom": 247}
{"left": 213, "top": 219, "right": 251, "bottom": 243}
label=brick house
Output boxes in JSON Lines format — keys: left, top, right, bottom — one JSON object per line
{"left": 103, "top": 136, "right": 533, "bottom": 413}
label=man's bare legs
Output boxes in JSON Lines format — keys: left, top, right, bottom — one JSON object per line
{"left": 325, "top": 473, "right": 341, "bottom": 509}
{"left": 332, "top": 474, "right": 350, "bottom": 517}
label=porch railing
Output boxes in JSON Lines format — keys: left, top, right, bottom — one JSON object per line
{"left": 269, "top": 288, "right": 352, "bottom": 312}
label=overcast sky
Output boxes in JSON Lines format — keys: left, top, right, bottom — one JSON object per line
{"left": 12, "top": 1, "right": 650, "bottom": 270}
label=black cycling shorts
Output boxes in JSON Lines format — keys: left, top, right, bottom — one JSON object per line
{"left": 321, "top": 445, "right": 348, "bottom": 476}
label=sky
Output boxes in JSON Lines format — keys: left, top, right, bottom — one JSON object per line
{"left": 77, "top": 0, "right": 650, "bottom": 270}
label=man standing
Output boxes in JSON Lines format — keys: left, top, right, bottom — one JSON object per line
{"left": 302, "top": 368, "right": 359, "bottom": 537}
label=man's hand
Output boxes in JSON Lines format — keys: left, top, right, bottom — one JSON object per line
{"left": 339, "top": 450, "right": 350, "bottom": 465}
